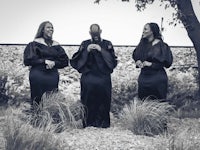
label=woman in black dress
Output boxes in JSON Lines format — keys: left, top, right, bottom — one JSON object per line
{"left": 24, "top": 21, "right": 69, "bottom": 109}
{"left": 132, "top": 22, "right": 173, "bottom": 100}
{"left": 70, "top": 24, "right": 117, "bottom": 128}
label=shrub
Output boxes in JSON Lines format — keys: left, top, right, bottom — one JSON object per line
{"left": 111, "top": 77, "right": 138, "bottom": 116}
{"left": 167, "top": 68, "right": 198, "bottom": 108}
{"left": 120, "top": 98, "right": 174, "bottom": 136}
{"left": 168, "top": 120, "right": 200, "bottom": 150}
{"left": 3, "top": 107, "right": 65, "bottom": 150}
{"left": 36, "top": 91, "right": 85, "bottom": 130}
{"left": 0, "top": 46, "right": 30, "bottom": 106}
{"left": 0, "top": 75, "right": 9, "bottom": 105}
{"left": 111, "top": 50, "right": 139, "bottom": 116}
{"left": 167, "top": 68, "right": 200, "bottom": 118}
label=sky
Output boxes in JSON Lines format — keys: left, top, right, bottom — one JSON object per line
{"left": 0, "top": 0, "right": 199, "bottom": 46}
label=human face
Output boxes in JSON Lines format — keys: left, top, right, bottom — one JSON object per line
{"left": 90, "top": 25, "right": 101, "bottom": 42}
{"left": 91, "top": 32, "right": 101, "bottom": 42}
{"left": 142, "top": 24, "right": 153, "bottom": 40}
{"left": 43, "top": 23, "right": 54, "bottom": 39}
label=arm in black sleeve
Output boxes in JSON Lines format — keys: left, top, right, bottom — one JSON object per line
{"left": 23, "top": 42, "right": 45, "bottom": 66}
{"left": 164, "top": 45, "right": 173, "bottom": 68}
{"left": 54, "top": 46, "right": 69, "bottom": 69}
{"left": 151, "top": 43, "right": 173, "bottom": 69}
{"left": 132, "top": 49, "right": 137, "bottom": 61}
{"left": 70, "top": 42, "right": 89, "bottom": 72}
{"left": 132, "top": 47, "right": 143, "bottom": 68}
{"left": 150, "top": 58, "right": 172, "bottom": 69}
{"left": 101, "top": 42, "right": 117, "bottom": 70}
{"left": 151, "top": 62, "right": 164, "bottom": 69}
{"left": 132, "top": 50, "right": 140, "bottom": 68}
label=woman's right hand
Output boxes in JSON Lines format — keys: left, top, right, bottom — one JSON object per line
{"left": 143, "top": 61, "right": 152, "bottom": 67}
{"left": 136, "top": 60, "right": 144, "bottom": 68}
{"left": 45, "top": 60, "right": 55, "bottom": 69}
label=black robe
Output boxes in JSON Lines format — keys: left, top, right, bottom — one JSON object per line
{"left": 24, "top": 38, "right": 69, "bottom": 106}
{"left": 70, "top": 39, "right": 117, "bottom": 128}
{"left": 132, "top": 40, "right": 173, "bottom": 100}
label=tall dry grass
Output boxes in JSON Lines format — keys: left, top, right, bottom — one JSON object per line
{"left": 168, "top": 120, "right": 200, "bottom": 150}
{"left": 38, "top": 91, "right": 85, "bottom": 130}
{"left": 120, "top": 98, "right": 175, "bottom": 136}
{"left": 3, "top": 91, "right": 85, "bottom": 150}
{"left": 3, "top": 107, "right": 65, "bottom": 150}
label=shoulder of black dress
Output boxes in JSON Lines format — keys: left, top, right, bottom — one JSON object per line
{"left": 163, "top": 42, "right": 169, "bottom": 47}
{"left": 81, "top": 39, "right": 91, "bottom": 45}
{"left": 27, "top": 41, "right": 34, "bottom": 45}
{"left": 84, "top": 39, "right": 91, "bottom": 43}
{"left": 102, "top": 39, "right": 111, "bottom": 43}
{"left": 52, "top": 40, "right": 60, "bottom": 46}
{"left": 34, "top": 38, "right": 46, "bottom": 45}
{"left": 33, "top": 38, "right": 60, "bottom": 46}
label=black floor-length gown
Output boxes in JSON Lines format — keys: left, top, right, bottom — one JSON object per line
{"left": 132, "top": 40, "right": 173, "bottom": 100}
{"left": 70, "top": 39, "right": 117, "bottom": 128}
{"left": 24, "top": 38, "right": 69, "bottom": 106}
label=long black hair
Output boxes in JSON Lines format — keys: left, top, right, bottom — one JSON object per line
{"left": 148, "top": 22, "right": 162, "bottom": 40}
{"left": 133, "top": 22, "right": 163, "bottom": 61}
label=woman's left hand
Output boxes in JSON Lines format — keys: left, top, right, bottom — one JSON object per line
{"left": 136, "top": 60, "right": 144, "bottom": 68}
{"left": 45, "top": 60, "right": 55, "bottom": 69}
{"left": 143, "top": 61, "right": 152, "bottom": 67}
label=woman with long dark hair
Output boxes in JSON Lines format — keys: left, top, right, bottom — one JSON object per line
{"left": 132, "top": 22, "right": 173, "bottom": 100}
{"left": 24, "top": 21, "right": 69, "bottom": 109}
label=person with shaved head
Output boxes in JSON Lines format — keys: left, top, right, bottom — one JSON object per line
{"left": 70, "top": 24, "right": 117, "bottom": 128}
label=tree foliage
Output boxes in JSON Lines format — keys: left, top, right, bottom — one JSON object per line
{"left": 94, "top": 0, "right": 199, "bottom": 26}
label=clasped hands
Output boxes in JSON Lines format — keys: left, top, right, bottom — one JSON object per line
{"left": 87, "top": 44, "right": 101, "bottom": 52}
{"left": 45, "top": 60, "right": 55, "bottom": 69}
{"left": 135, "top": 60, "right": 152, "bottom": 68}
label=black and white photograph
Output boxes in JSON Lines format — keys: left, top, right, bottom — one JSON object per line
{"left": 0, "top": 0, "right": 200, "bottom": 149}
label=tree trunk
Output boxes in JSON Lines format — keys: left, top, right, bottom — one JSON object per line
{"left": 176, "top": 0, "right": 200, "bottom": 94}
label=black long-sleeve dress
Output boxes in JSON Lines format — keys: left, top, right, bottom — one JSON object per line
{"left": 70, "top": 39, "right": 117, "bottom": 128}
{"left": 24, "top": 38, "right": 69, "bottom": 106}
{"left": 132, "top": 40, "right": 173, "bottom": 100}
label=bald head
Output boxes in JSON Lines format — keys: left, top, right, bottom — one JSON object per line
{"left": 90, "top": 24, "right": 101, "bottom": 33}
{"left": 89, "top": 24, "right": 102, "bottom": 42}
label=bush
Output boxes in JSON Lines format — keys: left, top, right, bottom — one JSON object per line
{"left": 167, "top": 68, "right": 198, "bottom": 108}
{"left": 0, "top": 46, "right": 30, "bottom": 106}
{"left": 0, "top": 76, "right": 9, "bottom": 105}
{"left": 33, "top": 91, "right": 85, "bottom": 131}
{"left": 169, "top": 119, "right": 200, "bottom": 150}
{"left": 3, "top": 90, "right": 86, "bottom": 150}
{"left": 111, "top": 76, "right": 138, "bottom": 116}
{"left": 167, "top": 68, "right": 200, "bottom": 118}
{"left": 111, "top": 50, "right": 139, "bottom": 116}
{"left": 3, "top": 107, "right": 65, "bottom": 150}
{"left": 120, "top": 98, "right": 174, "bottom": 136}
